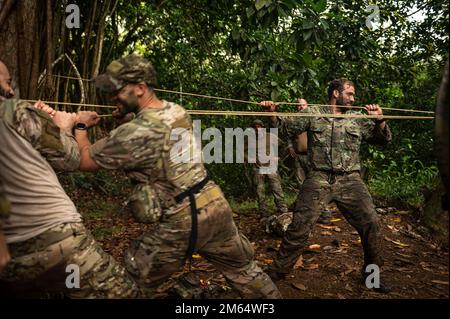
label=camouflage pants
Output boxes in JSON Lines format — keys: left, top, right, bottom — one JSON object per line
{"left": 253, "top": 171, "right": 288, "bottom": 216}
{"left": 0, "top": 223, "right": 140, "bottom": 298}
{"left": 291, "top": 156, "right": 331, "bottom": 222}
{"left": 124, "top": 183, "right": 282, "bottom": 299}
{"left": 293, "top": 153, "right": 309, "bottom": 188}
{"left": 272, "top": 171, "right": 383, "bottom": 274}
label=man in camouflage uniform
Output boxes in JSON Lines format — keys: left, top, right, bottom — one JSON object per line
{"left": 0, "top": 61, "right": 139, "bottom": 297}
{"left": 73, "top": 54, "right": 281, "bottom": 299}
{"left": 111, "top": 110, "right": 162, "bottom": 224}
{"left": 262, "top": 79, "right": 392, "bottom": 293}
{"left": 270, "top": 99, "right": 309, "bottom": 188}
{"left": 248, "top": 119, "right": 288, "bottom": 217}
{"left": 268, "top": 99, "right": 331, "bottom": 224}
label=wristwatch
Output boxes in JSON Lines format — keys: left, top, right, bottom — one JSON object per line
{"left": 75, "top": 122, "right": 88, "bottom": 130}
{"left": 375, "top": 117, "right": 385, "bottom": 124}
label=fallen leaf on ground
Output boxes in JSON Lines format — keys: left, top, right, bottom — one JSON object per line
{"left": 293, "top": 256, "right": 304, "bottom": 269}
{"left": 392, "top": 240, "right": 409, "bottom": 247}
{"left": 262, "top": 259, "right": 273, "bottom": 265}
{"left": 333, "top": 227, "right": 342, "bottom": 232}
{"left": 308, "top": 244, "right": 321, "bottom": 250}
{"left": 330, "top": 218, "right": 342, "bottom": 223}
{"left": 431, "top": 280, "right": 449, "bottom": 285}
{"left": 321, "top": 231, "right": 333, "bottom": 236}
{"left": 384, "top": 236, "right": 410, "bottom": 247}
{"left": 292, "top": 282, "right": 308, "bottom": 291}
{"left": 396, "top": 252, "right": 413, "bottom": 258}
{"left": 192, "top": 254, "right": 202, "bottom": 259}
{"left": 318, "top": 225, "right": 335, "bottom": 230}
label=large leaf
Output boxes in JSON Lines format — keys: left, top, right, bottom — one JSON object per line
{"left": 255, "top": 0, "right": 271, "bottom": 11}
{"left": 312, "top": 0, "right": 327, "bottom": 13}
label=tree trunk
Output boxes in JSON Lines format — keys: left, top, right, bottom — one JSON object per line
{"left": 435, "top": 61, "right": 449, "bottom": 195}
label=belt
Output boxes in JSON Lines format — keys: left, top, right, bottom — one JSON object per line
{"left": 8, "top": 223, "right": 80, "bottom": 253}
{"left": 317, "top": 170, "right": 354, "bottom": 184}
{"left": 174, "top": 174, "right": 211, "bottom": 267}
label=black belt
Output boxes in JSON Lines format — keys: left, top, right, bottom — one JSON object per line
{"left": 174, "top": 174, "right": 210, "bottom": 266}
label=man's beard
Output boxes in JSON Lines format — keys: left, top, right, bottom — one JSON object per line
{"left": 336, "top": 95, "right": 353, "bottom": 111}
{"left": 336, "top": 95, "right": 346, "bottom": 106}
{"left": 117, "top": 91, "right": 139, "bottom": 115}
{"left": 0, "top": 86, "right": 13, "bottom": 99}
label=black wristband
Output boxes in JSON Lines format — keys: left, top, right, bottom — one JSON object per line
{"left": 75, "top": 123, "right": 88, "bottom": 130}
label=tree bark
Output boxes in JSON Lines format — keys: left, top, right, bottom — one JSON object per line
{"left": 44, "top": 0, "right": 54, "bottom": 98}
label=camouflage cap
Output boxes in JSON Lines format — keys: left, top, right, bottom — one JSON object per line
{"left": 95, "top": 54, "right": 157, "bottom": 93}
{"left": 252, "top": 119, "right": 265, "bottom": 127}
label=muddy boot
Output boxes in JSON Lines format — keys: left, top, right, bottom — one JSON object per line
{"left": 265, "top": 212, "right": 293, "bottom": 237}
{"left": 266, "top": 269, "right": 287, "bottom": 281}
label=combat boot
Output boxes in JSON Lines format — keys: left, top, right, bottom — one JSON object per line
{"left": 266, "top": 268, "right": 288, "bottom": 281}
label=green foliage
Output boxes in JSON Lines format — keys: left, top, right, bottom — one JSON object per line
{"left": 60, "top": 171, "right": 129, "bottom": 197}
{"left": 368, "top": 162, "right": 439, "bottom": 207}
{"left": 91, "top": 225, "right": 124, "bottom": 240}
{"left": 65, "top": 0, "right": 448, "bottom": 206}
{"left": 365, "top": 139, "right": 440, "bottom": 206}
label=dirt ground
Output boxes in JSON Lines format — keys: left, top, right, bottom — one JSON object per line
{"left": 80, "top": 184, "right": 449, "bottom": 299}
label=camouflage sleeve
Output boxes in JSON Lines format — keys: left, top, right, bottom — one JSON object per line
{"left": 270, "top": 116, "right": 281, "bottom": 129}
{"left": 0, "top": 99, "right": 80, "bottom": 171}
{"left": 90, "top": 121, "right": 168, "bottom": 171}
{"left": 270, "top": 116, "right": 295, "bottom": 149}
{"left": 360, "top": 119, "right": 392, "bottom": 145}
{"left": 287, "top": 115, "right": 310, "bottom": 142}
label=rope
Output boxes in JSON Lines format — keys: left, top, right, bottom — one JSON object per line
{"left": 25, "top": 99, "right": 116, "bottom": 109}
{"left": 25, "top": 99, "right": 433, "bottom": 120}
{"left": 49, "top": 74, "right": 434, "bottom": 115}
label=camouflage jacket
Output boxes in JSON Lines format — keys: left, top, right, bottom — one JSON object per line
{"left": 287, "top": 106, "right": 392, "bottom": 173}
{"left": 0, "top": 99, "right": 80, "bottom": 171}
{"left": 90, "top": 100, "right": 207, "bottom": 210}
{"left": 271, "top": 115, "right": 307, "bottom": 153}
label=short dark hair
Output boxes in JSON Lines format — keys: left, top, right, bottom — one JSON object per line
{"left": 327, "top": 79, "right": 354, "bottom": 100}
